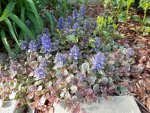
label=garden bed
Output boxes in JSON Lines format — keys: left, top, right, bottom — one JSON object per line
{"left": 87, "top": 3, "right": 150, "bottom": 112}
{"left": 0, "top": 0, "right": 150, "bottom": 113}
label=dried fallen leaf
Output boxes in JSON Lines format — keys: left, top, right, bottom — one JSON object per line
{"left": 27, "top": 92, "right": 34, "bottom": 99}
{"left": 144, "top": 78, "right": 150, "bottom": 91}
{"left": 138, "top": 49, "right": 148, "bottom": 57}
{"left": 146, "top": 61, "right": 150, "bottom": 69}
{"left": 130, "top": 73, "right": 141, "bottom": 79}
{"left": 145, "top": 97, "right": 150, "bottom": 112}
{"left": 135, "top": 37, "right": 148, "bottom": 43}
{"left": 135, "top": 82, "right": 144, "bottom": 96}
{"left": 47, "top": 106, "right": 54, "bottom": 113}
{"left": 139, "top": 56, "right": 147, "bottom": 64}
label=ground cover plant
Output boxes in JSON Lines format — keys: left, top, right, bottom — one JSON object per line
{"left": 0, "top": 0, "right": 150, "bottom": 113}
{"left": 0, "top": 6, "right": 106, "bottom": 112}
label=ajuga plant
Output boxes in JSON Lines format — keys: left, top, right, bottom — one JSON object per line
{"left": 0, "top": 5, "right": 106, "bottom": 113}
{"left": 0, "top": 0, "right": 49, "bottom": 57}
{"left": 0, "top": 4, "right": 137, "bottom": 113}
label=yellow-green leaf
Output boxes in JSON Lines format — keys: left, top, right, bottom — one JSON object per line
{"left": 0, "top": 1, "right": 16, "bottom": 21}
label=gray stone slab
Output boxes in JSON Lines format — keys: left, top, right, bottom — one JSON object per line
{"left": 0, "top": 100, "right": 17, "bottom": 113}
{"left": 54, "top": 96, "right": 141, "bottom": 113}
{"left": 0, "top": 100, "right": 34, "bottom": 113}
{"left": 0, "top": 96, "right": 141, "bottom": 113}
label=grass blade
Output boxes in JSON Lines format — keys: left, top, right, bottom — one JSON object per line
{"left": 12, "top": 22, "right": 19, "bottom": 38}
{"left": 21, "top": 7, "right": 25, "bottom": 22}
{"left": 5, "top": 19, "right": 20, "bottom": 47}
{"left": 33, "top": 0, "right": 49, "bottom": 10}
{"left": 27, "top": 0, "right": 43, "bottom": 30}
{"left": 0, "top": 30, "right": 13, "bottom": 56}
{"left": 45, "top": 11, "right": 54, "bottom": 35}
{"left": 0, "top": 3, "right": 1, "bottom": 15}
{"left": 9, "top": 13, "right": 35, "bottom": 40}
{"left": 0, "top": 1, "right": 16, "bottom": 21}
{"left": 20, "top": 7, "right": 26, "bottom": 40}
{"left": 26, "top": 12, "right": 40, "bottom": 34}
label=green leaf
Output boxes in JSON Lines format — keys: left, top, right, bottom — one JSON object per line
{"left": 27, "top": 0, "right": 43, "bottom": 30}
{"left": 12, "top": 22, "right": 19, "bottom": 38}
{"left": 115, "top": 86, "right": 127, "bottom": 95}
{"left": 26, "top": 12, "right": 40, "bottom": 34}
{"left": 88, "top": 38, "right": 95, "bottom": 48}
{"left": 81, "top": 61, "right": 90, "bottom": 74}
{"left": 9, "top": 13, "right": 35, "bottom": 40}
{"left": 127, "top": 0, "right": 134, "bottom": 9}
{"left": 66, "top": 35, "right": 78, "bottom": 43}
{"left": 5, "top": 19, "right": 20, "bottom": 47}
{"left": 0, "top": 1, "right": 16, "bottom": 21}
{"left": 45, "top": 11, "right": 54, "bottom": 35}
{"left": 21, "top": 7, "right": 25, "bottom": 22}
{"left": 118, "top": 12, "right": 127, "bottom": 22}
{"left": 103, "top": 31, "right": 110, "bottom": 37}
{"left": 33, "top": 0, "right": 49, "bottom": 11}
{"left": 0, "top": 30, "right": 13, "bottom": 56}
{"left": 144, "top": 17, "right": 150, "bottom": 24}
{"left": 131, "top": 15, "right": 141, "bottom": 22}
{"left": 20, "top": 7, "right": 26, "bottom": 40}
{"left": 0, "top": 4, "right": 1, "bottom": 15}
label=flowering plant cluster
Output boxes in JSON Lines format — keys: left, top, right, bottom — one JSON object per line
{"left": 0, "top": 5, "right": 106, "bottom": 113}
{"left": 0, "top": 4, "right": 136, "bottom": 113}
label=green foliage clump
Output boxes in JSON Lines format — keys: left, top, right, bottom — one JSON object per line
{"left": 139, "top": 0, "right": 150, "bottom": 20}
{"left": 0, "top": 0, "right": 44, "bottom": 57}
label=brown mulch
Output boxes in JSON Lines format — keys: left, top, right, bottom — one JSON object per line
{"left": 87, "top": 4, "right": 105, "bottom": 18}
{"left": 87, "top": 3, "right": 150, "bottom": 113}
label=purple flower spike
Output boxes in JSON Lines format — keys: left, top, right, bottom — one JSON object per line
{"left": 52, "top": 40, "right": 59, "bottom": 51}
{"left": 73, "top": 22, "right": 79, "bottom": 34}
{"left": 126, "top": 48, "right": 134, "bottom": 56}
{"left": 54, "top": 53, "right": 66, "bottom": 68}
{"left": 40, "top": 33, "right": 52, "bottom": 53}
{"left": 34, "top": 68, "right": 45, "bottom": 79}
{"left": 72, "top": 9, "right": 78, "bottom": 19}
{"left": 20, "top": 41, "right": 28, "bottom": 50}
{"left": 95, "top": 37, "right": 101, "bottom": 51}
{"left": 58, "top": 17, "right": 64, "bottom": 30}
{"left": 39, "top": 58, "right": 48, "bottom": 68}
{"left": 92, "top": 52, "right": 105, "bottom": 71}
{"left": 80, "top": 4, "right": 86, "bottom": 17}
{"left": 73, "top": 22, "right": 79, "bottom": 30}
{"left": 69, "top": 45, "right": 80, "bottom": 60}
{"left": 28, "top": 40, "right": 38, "bottom": 52}
{"left": 66, "top": 16, "right": 73, "bottom": 25}
{"left": 0, "top": 71, "right": 3, "bottom": 77}
{"left": 83, "top": 20, "right": 90, "bottom": 30}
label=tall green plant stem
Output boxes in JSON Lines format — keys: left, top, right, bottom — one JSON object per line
{"left": 143, "top": 10, "right": 147, "bottom": 21}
